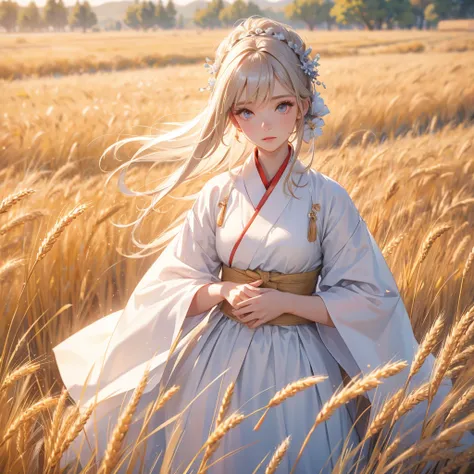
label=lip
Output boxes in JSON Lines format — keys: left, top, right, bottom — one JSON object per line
{"left": 262, "top": 137, "right": 277, "bottom": 141}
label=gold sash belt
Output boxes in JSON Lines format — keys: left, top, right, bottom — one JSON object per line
{"left": 219, "top": 264, "right": 322, "bottom": 326}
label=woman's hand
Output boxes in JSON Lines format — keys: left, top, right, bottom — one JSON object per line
{"left": 220, "top": 280, "right": 264, "bottom": 309}
{"left": 231, "top": 288, "right": 291, "bottom": 329}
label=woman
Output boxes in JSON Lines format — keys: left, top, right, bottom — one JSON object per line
{"left": 53, "top": 17, "right": 456, "bottom": 473}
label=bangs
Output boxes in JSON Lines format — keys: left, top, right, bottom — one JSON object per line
{"left": 228, "top": 51, "right": 297, "bottom": 109}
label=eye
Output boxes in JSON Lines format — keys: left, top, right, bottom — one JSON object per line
{"left": 234, "top": 108, "right": 254, "bottom": 120}
{"left": 276, "top": 100, "right": 295, "bottom": 113}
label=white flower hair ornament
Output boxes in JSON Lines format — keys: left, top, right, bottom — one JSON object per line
{"left": 199, "top": 27, "right": 330, "bottom": 144}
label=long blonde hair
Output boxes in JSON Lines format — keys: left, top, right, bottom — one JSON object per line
{"left": 102, "top": 16, "right": 320, "bottom": 258}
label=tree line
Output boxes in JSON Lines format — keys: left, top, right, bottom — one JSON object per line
{"left": 0, "top": 0, "right": 472, "bottom": 33}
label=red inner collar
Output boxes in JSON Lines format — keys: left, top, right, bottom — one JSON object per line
{"left": 254, "top": 144, "right": 292, "bottom": 190}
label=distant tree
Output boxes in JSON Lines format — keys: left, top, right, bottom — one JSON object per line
{"left": 164, "top": 0, "right": 176, "bottom": 28}
{"left": 432, "top": 0, "right": 453, "bottom": 19}
{"left": 124, "top": 1, "right": 140, "bottom": 30}
{"left": 411, "top": 0, "right": 430, "bottom": 28}
{"left": 219, "top": 0, "right": 261, "bottom": 26}
{"left": 69, "top": 1, "right": 97, "bottom": 32}
{"left": 0, "top": 0, "right": 20, "bottom": 32}
{"left": 44, "top": 0, "right": 68, "bottom": 31}
{"left": 115, "top": 20, "right": 122, "bottom": 30}
{"left": 138, "top": 0, "right": 156, "bottom": 30}
{"left": 19, "top": 1, "right": 41, "bottom": 31}
{"left": 176, "top": 12, "right": 184, "bottom": 28}
{"left": 285, "top": 0, "right": 333, "bottom": 30}
{"left": 332, "top": 0, "right": 405, "bottom": 30}
{"left": 424, "top": 3, "right": 438, "bottom": 27}
{"left": 155, "top": 0, "right": 165, "bottom": 27}
{"left": 398, "top": 7, "right": 416, "bottom": 27}
{"left": 385, "top": 0, "right": 412, "bottom": 29}
{"left": 56, "top": 0, "right": 68, "bottom": 30}
{"left": 194, "top": 0, "right": 224, "bottom": 28}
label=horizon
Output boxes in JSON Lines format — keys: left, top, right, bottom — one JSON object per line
{"left": 16, "top": 0, "right": 282, "bottom": 8}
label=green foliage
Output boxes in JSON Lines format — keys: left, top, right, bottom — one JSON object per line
{"left": 43, "top": 0, "right": 68, "bottom": 31}
{"left": 123, "top": 0, "right": 176, "bottom": 30}
{"left": 0, "top": 0, "right": 19, "bottom": 32}
{"left": 124, "top": 2, "right": 140, "bottom": 30}
{"left": 285, "top": 0, "right": 333, "bottom": 30}
{"left": 19, "top": 1, "right": 42, "bottom": 31}
{"left": 424, "top": 3, "right": 438, "bottom": 27}
{"left": 69, "top": 1, "right": 97, "bottom": 32}
{"left": 331, "top": 0, "right": 416, "bottom": 30}
{"left": 165, "top": 0, "right": 177, "bottom": 28}
{"left": 194, "top": 0, "right": 224, "bottom": 28}
{"left": 219, "top": 0, "right": 262, "bottom": 27}
{"left": 138, "top": 0, "right": 155, "bottom": 30}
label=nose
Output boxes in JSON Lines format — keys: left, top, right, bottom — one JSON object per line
{"left": 261, "top": 120, "right": 272, "bottom": 132}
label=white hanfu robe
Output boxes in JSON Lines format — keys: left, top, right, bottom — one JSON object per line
{"left": 53, "top": 145, "right": 470, "bottom": 474}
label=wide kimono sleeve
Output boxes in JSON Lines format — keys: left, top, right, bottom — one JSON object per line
{"left": 311, "top": 177, "right": 463, "bottom": 452}
{"left": 52, "top": 177, "right": 223, "bottom": 411}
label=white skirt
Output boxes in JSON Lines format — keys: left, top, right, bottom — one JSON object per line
{"left": 63, "top": 312, "right": 364, "bottom": 474}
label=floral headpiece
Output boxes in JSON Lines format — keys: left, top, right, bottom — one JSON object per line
{"left": 199, "top": 26, "right": 330, "bottom": 144}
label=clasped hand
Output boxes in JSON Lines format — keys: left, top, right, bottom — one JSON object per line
{"left": 221, "top": 280, "right": 289, "bottom": 329}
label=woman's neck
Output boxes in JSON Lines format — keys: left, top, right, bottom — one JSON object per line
{"left": 255, "top": 141, "right": 290, "bottom": 181}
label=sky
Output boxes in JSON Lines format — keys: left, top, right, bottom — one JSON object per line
{"left": 19, "top": 0, "right": 282, "bottom": 8}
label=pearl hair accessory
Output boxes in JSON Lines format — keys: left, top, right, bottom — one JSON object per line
{"left": 199, "top": 26, "right": 330, "bottom": 143}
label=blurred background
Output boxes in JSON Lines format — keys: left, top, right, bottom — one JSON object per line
{"left": 1, "top": 2, "right": 474, "bottom": 472}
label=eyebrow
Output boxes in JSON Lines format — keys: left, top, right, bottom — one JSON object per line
{"left": 234, "top": 95, "right": 294, "bottom": 108}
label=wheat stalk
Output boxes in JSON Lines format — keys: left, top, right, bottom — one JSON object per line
{"left": 451, "top": 235, "right": 471, "bottom": 265}
{"left": 383, "top": 413, "right": 474, "bottom": 472}
{"left": 290, "top": 361, "right": 407, "bottom": 474}
{"left": 254, "top": 375, "right": 327, "bottom": 431}
{"left": 265, "top": 436, "right": 291, "bottom": 474}
{"left": 0, "top": 257, "right": 25, "bottom": 283}
{"left": 449, "top": 345, "right": 474, "bottom": 369}
{"left": 447, "top": 221, "right": 470, "bottom": 248}
{"left": 98, "top": 364, "right": 150, "bottom": 474}
{"left": 197, "top": 412, "right": 245, "bottom": 474}
{"left": 36, "top": 204, "right": 88, "bottom": 263}
{"left": 0, "top": 362, "right": 41, "bottom": 393}
{"left": 382, "top": 232, "right": 406, "bottom": 257}
{"left": 0, "top": 189, "right": 36, "bottom": 214}
{"left": 414, "top": 224, "right": 452, "bottom": 270}
{"left": 53, "top": 402, "right": 96, "bottom": 468}
{"left": 365, "top": 388, "right": 405, "bottom": 438}
{"left": 409, "top": 313, "right": 445, "bottom": 380}
{"left": 94, "top": 203, "right": 126, "bottom": 227}
{"left": 374, "top": 435, "right": 401, "bottom": 474}
{"left": 152, "top": 385, "right": 180, "bottom": 414}
{"left": 215, "top": 381, "right": 235, "bottom": 428}
{"left": 445, "top": 386, "right": 474, "bottom": 425}
{"left": 1, "top": 396, "right": 58, "bottom": 445}
{"left": 392, "top": 382, "right": 430, "bottom": 423}
{"left": 431, "top": 306, "right": 474, "bottom": 399}
{"left": 384, "top": 179, "right": 399, "bottom": 202}
{"left": 46, "top": 405, "right": 79, "bottom": 469}
{"left": 438, "top": 198, "right": 474, "bottom": 221}
{"left": 0, "top": 210, "right": 45, "bottom": 235}
{"left": 439, "top": 445, "right": 474, "bottom": 473}
{"left": 458, "top": 321, "right": 474, "bottom": 354}
{"left": 45, "top": 387, "right": 69, "bottom": 455}
{"left": 463, "top": 246, "right": 474, "bottom": 280}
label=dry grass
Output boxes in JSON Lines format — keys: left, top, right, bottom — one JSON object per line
{"left": 0, "top": 30, "right": 474, "bottom": 473}
{"left": 1, "top": 29, "right": 473, "bottom": 81}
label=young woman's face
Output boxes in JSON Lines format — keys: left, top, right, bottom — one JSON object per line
{"left": 230, "top": 80, "right": 308, "bottom": 152}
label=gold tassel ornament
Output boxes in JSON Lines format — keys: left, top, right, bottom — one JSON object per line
{"left": 307, "top": 203, "right": 321, "bottom": 242}
{"left": 217, "top": 195, "right": 230, "bottom": 227}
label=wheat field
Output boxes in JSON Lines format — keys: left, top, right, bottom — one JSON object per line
{"left": 0, "top": 29, "right": 474, "bottom": 473}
